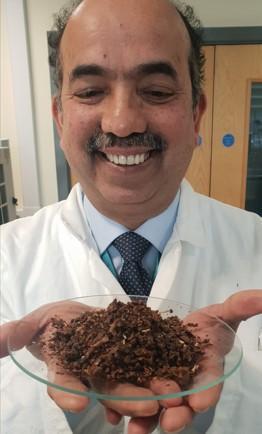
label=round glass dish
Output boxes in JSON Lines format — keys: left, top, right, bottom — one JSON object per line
{"left": 8, "top": 294, "right": 243, "bottom": 401}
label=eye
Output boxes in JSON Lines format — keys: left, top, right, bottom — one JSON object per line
{"left": 73, "top": 88, "right": 106, "bottom": 104}
{"left": 139, "top": 87, "right": 175, "bottom": 104}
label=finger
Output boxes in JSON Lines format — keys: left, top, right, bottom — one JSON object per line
{"left": 102, "top": 384, "right": 159, "bottom": 417}
{"left": 150, "top": 378, "right": 183, "bottom": 407}
{"left": 0, "top": 320, "right": 39, "bottom": 357}
{"left": 127, "top": 413, "right": 159, "bottom": 434}
{"left": 187, "top": 343, "right": 224, "bottom": 413}
{"left": 187, "top": 383, "right": 222, "bottom": 413}
{"left": 220, "top": 289, "right": 262, "bottom": 329}
{"left": 159, "top": 405, "right": 193, "bottom": 433}
{"left": 47, "top": 367, "right": 89, "bottom": 412}
{"left": 195, "top": 290, "right": 262, "bottom": 331}
{"left": 105, "top": 407, "right": 123, "bottom": 425}
{"left": 1, "top": 321, "right": 21, "bottom": 357}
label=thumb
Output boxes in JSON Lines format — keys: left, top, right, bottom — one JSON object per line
{"left": 0, "top": 319, "right": 40, "bottom": 358}
{"left": 207, "top": 289, "right": 262, "bottom": 330}
{"left": 1, "top": 300, "right": 94, "bottom": 358}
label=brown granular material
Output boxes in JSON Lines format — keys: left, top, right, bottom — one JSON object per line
{"left": 47, "top": 299, "right": 209, "bottom": 390}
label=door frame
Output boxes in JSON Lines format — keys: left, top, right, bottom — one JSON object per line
{"left": 202, "top": 27, "right": 262, "bottom": 45}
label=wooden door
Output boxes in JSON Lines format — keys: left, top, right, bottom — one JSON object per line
{"left": 210, "top": 45, "right": 262, "bottom": 208}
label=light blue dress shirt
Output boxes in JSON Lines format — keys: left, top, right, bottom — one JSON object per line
{"left": 83, "top": 190, "right": 180, "bottom": 279}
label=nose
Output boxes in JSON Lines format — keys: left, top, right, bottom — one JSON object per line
{"left": 101, "top": 89, "right": 147, "bottom": 137}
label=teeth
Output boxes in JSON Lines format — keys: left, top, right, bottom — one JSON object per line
{"left": 127, "top": 155, "right": 135, "bottom": 165}
{"left": 135, "top": 154, "right": 140, "bottom": 164}
{"left": 119, "top": 155, "right": 127, "bottom": 165}
{"left": 106, "top": 153, "right": 149, "bottom": 166}
{"left": 108, "top": 154, "right": 115, "bottom": 163}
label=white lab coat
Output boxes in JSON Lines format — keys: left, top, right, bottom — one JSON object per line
{"left": 1, "top": 180, "right": 262, "bottom": 434}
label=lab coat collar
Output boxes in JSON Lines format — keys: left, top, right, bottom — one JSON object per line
{"left": 60, "top": 179, "right": 206, "bottom": 249}
{"left": 60, "top": 184, "right": 95, "bottom": 246}
{"left": 173, "top": 180, "right": 207, "bottom": 247}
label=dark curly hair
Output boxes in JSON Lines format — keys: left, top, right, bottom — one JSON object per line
{"left": 48, "top": 0, "right": 205, "bottom": 107}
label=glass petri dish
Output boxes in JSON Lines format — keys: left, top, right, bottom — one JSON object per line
{"left": 8, "top": 294, "right": 243, "bottom": 401}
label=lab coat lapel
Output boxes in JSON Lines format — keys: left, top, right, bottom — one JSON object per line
{"left": 60, "top": 184, "right": 125, "bottom": 296}
{"left": 89, "top": 248, "right": 126, "bottom": 294}
{"left": 151, "top": 180, "right": 206, "bottom": 304}
{"left": 150, "top": 237, "right": 182, "bottom": 302}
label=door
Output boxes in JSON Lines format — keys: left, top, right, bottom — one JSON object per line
{"left": 210, "top": 45, "right": 262, "bottom": 210}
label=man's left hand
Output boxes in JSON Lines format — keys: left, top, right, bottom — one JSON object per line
{"left": 105, "top": 289, "right": 262, "bottom": 434}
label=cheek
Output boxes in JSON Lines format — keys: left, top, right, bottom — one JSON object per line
{"left": 64, "top": 114, "right": 87, "bottom": 141}
{"left": 61, "top": 104, "right": 99, "bottom": 144}
{"left": 158, "top": 112, "right": 196, "bottom": 174}
{"left": 152, "top": 108, "right": 195, "bottom": 149}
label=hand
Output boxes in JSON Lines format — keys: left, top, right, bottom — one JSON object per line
{"left": 101, "top": 289, "right": 262, "bottom": 433}
{"left": 1, "top": 301, "right": 95, "bottom": 411}
{"left": 1, "top": 290, "right": 261, "bottom": 434}
{"left": 0, "top": 301, "right": 160, "bottom": 429}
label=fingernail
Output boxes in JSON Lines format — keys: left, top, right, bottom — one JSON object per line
{"left": 166, "top": 426, "right": 186, "bottom": 433}
{"left": 197, "top": 407, "right": 210, "bottom": 413}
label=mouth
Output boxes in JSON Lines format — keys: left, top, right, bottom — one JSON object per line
{"left": 98, "top": 150, "right": 157, "bottom": 167}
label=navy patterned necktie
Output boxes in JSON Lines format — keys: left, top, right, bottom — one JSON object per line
{"left": 112, "top": 232, "right": 154, "bottom": 296}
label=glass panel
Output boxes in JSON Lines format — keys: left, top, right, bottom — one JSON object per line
{"left": 245, "top": 83, "right": 262, "bottom": 216}
{"left": 0, "top": 185, "right": 7, "bottom": 205}
{"left": 0, "top": 164, "right": 4, "bottom": 184}
{"left": 2, "top": 205, "right": 9, "bottom": 223}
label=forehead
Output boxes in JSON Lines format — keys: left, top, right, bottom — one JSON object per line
{"left": 60, "top": 0, "right": 190, "bottom": 74}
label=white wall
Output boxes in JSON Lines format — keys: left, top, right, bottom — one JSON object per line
{"left": 189, "top": 0, "right": 262, "bottom": 27}
{"left": 0, "top": 1, "right": 23, "bottom": 209}
{"left": 1, "top": 0, "right": 64, "bottom": 215}
{"left": 2, "top": 0, "right": 42, "bottom": 216}
{"left": 25, "top": 0, "right": 66, "bottom": 207}
{"left": 1, "top": 0, "right": 262, "bottom": 214}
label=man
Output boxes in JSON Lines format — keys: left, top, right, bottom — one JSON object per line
{"left": 1, "top": 0, "right": 262, "bottom": 433}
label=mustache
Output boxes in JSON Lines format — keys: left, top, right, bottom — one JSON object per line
{"left": 86, "top": 129, "right": 167, "bottom": 153}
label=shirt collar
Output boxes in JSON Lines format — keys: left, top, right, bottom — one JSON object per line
{"left": 83, "top": 190, "right": 180, "bottom": 255}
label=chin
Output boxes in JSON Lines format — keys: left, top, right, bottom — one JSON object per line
{"left": 102, "top": 184, "right": 156, "bottom": 205}
{"left": 105, "top": 193, "right": 148, "bottom": 207}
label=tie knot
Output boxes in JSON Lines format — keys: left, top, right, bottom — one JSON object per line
{"left": 113, "top": 232, "right": 151, "bottom": 262}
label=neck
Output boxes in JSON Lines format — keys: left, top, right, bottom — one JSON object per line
{"left": 83, "top": 193, "right": 178, "bottom": 230}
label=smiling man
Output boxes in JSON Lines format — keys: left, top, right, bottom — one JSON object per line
{"left": 52, "top": 0, "right": 206, "bottom": 228}
{"left": 1, "top": 1, "right": 262, "bottom": 434}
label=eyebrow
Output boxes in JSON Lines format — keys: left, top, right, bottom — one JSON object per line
{"left": 68, "top": 61, "right": 178, "bottom": 83}
{"left": 132, "top": 61, "right": 178, "bottom": 80}
{"left": 69, "top": 64, "right": 110, "bottom": 83}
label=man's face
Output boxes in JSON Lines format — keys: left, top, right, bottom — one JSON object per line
{"left": 53, "top": 0, "right": 205, "bottom": 228}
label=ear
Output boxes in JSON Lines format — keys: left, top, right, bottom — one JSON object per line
{"left": 52, "top": 95, "right": 63, "bottom": 138}
{"left": 193, "top": 93, "right": 207, "bottom": 145}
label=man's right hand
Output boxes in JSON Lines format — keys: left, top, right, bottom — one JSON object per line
{"left": 0, "top": 301, "right": 161, "bottom": 430}
{"left": 1, "top": 301, "right": 95, "bottom": 411}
